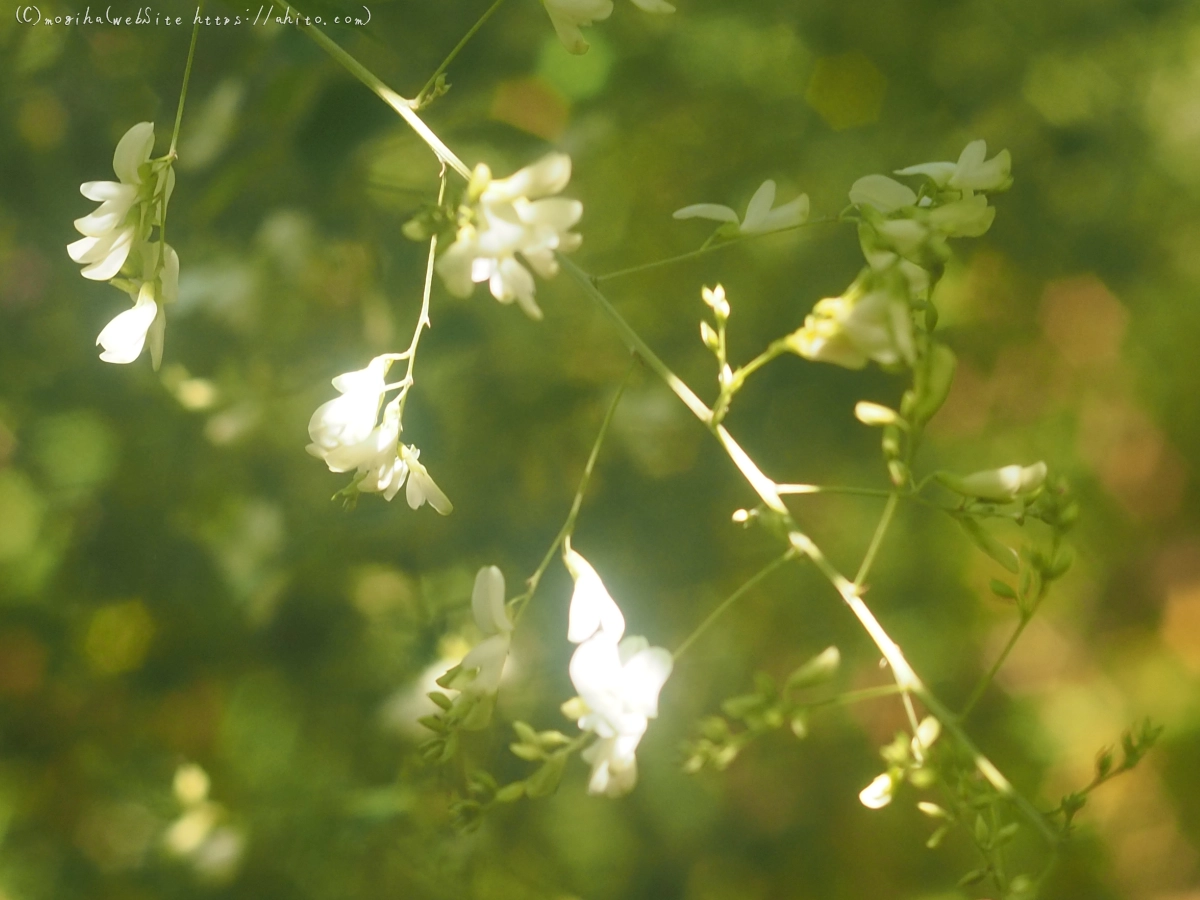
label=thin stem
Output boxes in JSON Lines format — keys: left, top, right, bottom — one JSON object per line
{"left": 417, "top": 0, "right": 510, "bottom": 104}
{"left": 298, "top": 23, "right": 472, "bottom": 179}
{"left": 510, "top": 361, "right": 636, "bottom": 621}
{"left": 809, "top": 683, "right": 904, "bottom": 709}
{"left": 855, "top": 492, "right": 899, "bottom": 587}
{"left": 395, "top": 169, "right": 448, "bottom": 423}
{"left": 777, "top": 484, "right": 895, "bottom": 498}
{"left": 169, "top": 15, "right": 201, "bottom": 157}
{"left": 958, "top": 612, "right": 1030, "bottom": 721}
{"left": 594, "top": 218, "right": 836, "bottom": 284}
{"left": 673, "top": 551, "right": 795, "bottom": 661}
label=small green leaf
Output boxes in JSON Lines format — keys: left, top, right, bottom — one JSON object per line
{"left": 958, "top": 516, "right": 1019, "bottom": 573}
{"left": 785, "top": 646, "right": 841, "bottom": 691}
{"left": 989, "top": 579, "right": 1018, "bottom": 600}
{"left": 525, "top": 753, "right": 568, "bottom": 798}
{"left": 494, "top": 782, "right": 526, "bottom": 803}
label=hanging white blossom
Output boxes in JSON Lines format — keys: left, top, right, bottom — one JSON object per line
{"left": 437, "top": 154, "right": 582, "bottom": 320}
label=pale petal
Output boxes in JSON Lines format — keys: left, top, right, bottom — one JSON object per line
{"left": 147, "top": 301, "right": 166, "bottom": 371}
{"left": 484, "top": 153, "right": 572, "bottom": 203}
{"left": 894, "top": 161, "right": 956, "bottom": 186}
{"left": 565, "top": 548, "right": 626, "bottom": 643}
{"left": 849, "top": 174, "right": 917, "bottom": 213}
{"left": 516, "top": 197, "right": 583, "bottom": 232}
{"left": 80, "top": 180, "right": 137, "bottom": 203}
{"left": 472, "top": 565, "right": 511, "bottom": 635}
{"left": 521, "top": 246, "right": 559, "bottom": 279}
{"left": 758, "top": 193, "right": 809, "bottom": 232}
{"left": 160, "top": 244, "right": 180, "bottom": 303}
{"left": 859, "top": 772, "right": 894, "bottom": 809}
{"left": 97, "top": 285, "right": 158, "bottom": 364}
{"left": 405, "top": 457, "right": 453, "bottom": 515}
{"left": 493, "top": 257, "right": 541, "bottom": 320}
{"left": 78, "top": 228, "right": 135, "bottom": 281}
{"left": 740, "top": 180, "right": 777, "bottom": 233}
{"left": 435, "top": 237, "right": 479, "bottom": 298}
{"left": 672, "top": 203, "right": 739, "bottom": 223}
{"left": 618, "top": 642, "right": 672, "bottom": 718}
{"left": 113, "top": 122, "right": 155, "bottom": 185}
{"left": 628, "top": 0, "right": 674, "bottom": 12}
{"left": 459, "top": 632, "right": 511, "bottom": 695}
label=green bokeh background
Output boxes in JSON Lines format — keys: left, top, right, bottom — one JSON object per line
{"left": 1, "top": 0, "right": 1199, "bottom": 897}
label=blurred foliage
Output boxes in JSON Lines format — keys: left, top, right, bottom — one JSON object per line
{"left": 1, "top": 0, "right": 1200, "bottom": 898}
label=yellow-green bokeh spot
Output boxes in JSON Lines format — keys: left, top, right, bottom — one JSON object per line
{"left": 805, "top": 51, "right": 887, "bottom": 131}
{"left": 85, "top": 601, "right": 155, "bottom": 675}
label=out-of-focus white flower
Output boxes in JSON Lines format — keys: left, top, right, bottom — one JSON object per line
{"left": 897, "top": 140, "right": 1011, "bottom": 194}
{"left": 401, "top": 445, "right": 453, "bottom": 515}
{"left": 458, "top": 565, "right": 514, "bottom": 696}
{"left": 96, "top": 281, "right": 159, "bottom": 364}
{"left": 849, "top": 174, "right": 918, "bottom": 214}
{"left": 787, "top": 282, "right": 915, "bottom": 370}
{"left": 306, "top": 357, "right": 391, "bottom": 471}
{"left": 437, "top": 154, "right": 582, "bottom": 320}
{"left": 673, "top": 179, "right": 809, "bottom": 235}
{"left": 164, "top": 763, "right": 245, "bottom": 884}
{"left": 927, "top": 194, "right": 995, "bottom": 238}
{"left": 68, "top": 122, "right": 156, "bottom": 281}
{"left": 568, "top": 632, "right": 673, "bottom": 797}
{"left": 858, "top": 772, "right": 896, "bottom": 809}
{"left": 542, "top": 0, "right": 673, "bottom": 54}
{"left": 945, "top": 461, "right": 1048, "bottom": 502}
{"left": 542, "top": 0, "right": 614, "bottom": 54}
{"left": 565, "top": 546, "right": 626, "bottom": 643}
{"left": 561, "top": 549, "right": 671, "bottom": 797}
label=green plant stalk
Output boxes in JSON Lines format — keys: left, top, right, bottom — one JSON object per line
{"left": 169, "top": 15, "right": 201, "bottom": 157}
{"left": 299, "top": 23, "right": 472, "bottom": 180}
{"left": 510, "top": 362, "right": 636, "bottom": 623}
{"left": 594, "top": 218, "right": 836, "bottom": 283}
{"left": 417, "top": 0, "right": 510, "bottom": 103}
{"left": 673, "top": 551, "right": 795, "bottom": 661}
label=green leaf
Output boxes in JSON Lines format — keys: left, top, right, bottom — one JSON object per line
{"left": 525, "top": 753, "right": 568, "bottom": 798}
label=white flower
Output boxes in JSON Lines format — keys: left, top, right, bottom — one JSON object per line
{"left": 895, "top": 140, "right": 1012, "bottom": 193}
{"left": 673, "top": 179, "right": 809, "bottom": 235}
{"left": 849, "top": 174, "right": 918, "bottom": 214}
{"left": 400, "top": 445, "right": 453, "bottom": 515}
{"left": 787, "top": 282, "right": 915, "bottom": 370}
{"left": 305, "top": 356, "right": 391, "bottom": 471}
{"left": 565, "top": 547, "right": 626, "bottom": 643}
{"left": 543, "top": 0, "right": 614, "bottom": 54}
{"left": 858, "top": 772, "right": 896, "bottom": 809}
{"left": 437, "top": 154, "right": 583, "bottom": 320}
{"left": 458, "top": 565, "right": 514, "bottom": 696}
{"left": 948, "top": 461, "right": 1048, "bottom": 502}
{"left": 96, "top": 281, "right": 159, "bottom": 364}
{"left": 568, "top": 633, "right": 673, "bottom": 797}
{"left": 927, "top": 194, "right": 995, "bottom": 238}
{"left": 68, "top": 122, "right": 155, "bottom": 281}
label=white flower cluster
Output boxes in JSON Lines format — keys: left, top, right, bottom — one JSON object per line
{"left": 562, "top": 547, "right": 672, "bottom": 797}
{"left": 791, "top": 140, "right": 1010, "bottom": 370}
{"left": 67, "top": 122, "right": 180, "bottom": 368}
{"left": 674, "top": 179, "right": 810, "bottom": 237}
{"left": 306, "top": 356, "right": 452, "bottom": 511}
{"left": 542, "top": 0, "right": 674, "bottom": 56}
{"left": 437, "top": 153, "right": 582, "bottom": 320}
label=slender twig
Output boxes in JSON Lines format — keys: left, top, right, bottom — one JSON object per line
{"left": 169, "top": 16, "right": 202, "bottom": 158}
{"left": 417, "top": 0, "right": 510, "bottom": 104}
{"left": 594, "top": 218, "right": 836, "bottom": 283}
{"left": 855, "top": 492, "right": 899, "bottom": 588}
{"left": 509, "top": 362, "right": 636, "bottom": 622}
{"left": 298, "top": 23, "right": 472, "bottom": 179}
{"left": 673, "top": 551, "right": 795, "bottom": 661}
{"left": 395, "top": 169, "right": 448, "bottom": 422}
